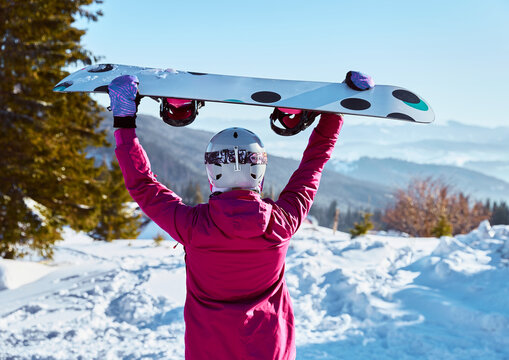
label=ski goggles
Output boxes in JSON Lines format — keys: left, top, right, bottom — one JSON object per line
{"left": 205, "top": 149, "right": 268, "bottom": 166}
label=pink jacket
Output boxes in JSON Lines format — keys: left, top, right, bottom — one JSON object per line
{"left": 114, "top": 113, "right": 342, "bottom": 360}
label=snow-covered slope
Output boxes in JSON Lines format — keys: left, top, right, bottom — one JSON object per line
{"left": 1, "top": 222, "right": 508, "bottom": 359}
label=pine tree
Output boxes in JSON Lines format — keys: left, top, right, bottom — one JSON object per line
{"left": 88, "top": 160, "right": 141, "bottom": 242}
{"left": 349, "top": 213, "right": 374, "bottom": 238}
{"left": 0, "top": 0, "right": 106, "bottom": 258}
{"left": 491, "top": 201, "right": 509, "bottom": 225}
{"left": 431, "top": 215, "right": 453, "bottom": 238}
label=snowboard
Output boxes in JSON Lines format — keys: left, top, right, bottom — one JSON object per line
{"left": 54, "top": 63, "right": 434, "bottom": 124}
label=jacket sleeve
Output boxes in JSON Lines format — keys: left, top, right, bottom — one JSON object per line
{"left": 114, "top": 128, "right": 195, "bottom": 244}
{"left": 274, "top": 113, "right": 343, "bottom": 235}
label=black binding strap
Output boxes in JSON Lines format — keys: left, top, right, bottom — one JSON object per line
{"left": 270, "top": 108, "right": 319, "bottom": 136}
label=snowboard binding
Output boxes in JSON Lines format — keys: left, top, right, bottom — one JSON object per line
{"left": 270, "top": 107, "right": 319, "bottom": 136}
{"left": 160, "top": 98, "right": 205, "bottom": 127}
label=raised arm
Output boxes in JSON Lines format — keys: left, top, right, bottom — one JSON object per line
{"left": 109, "top": 75, "right": 194, "bottom": 244}
{"left": 114, "top": 129, "right": 194, "bottom": 244}
{"left": 274, "top": 70, "right": 374, "bottom": 234}
{"left": 275, "top": 113, "right": 343, "bottom": 234}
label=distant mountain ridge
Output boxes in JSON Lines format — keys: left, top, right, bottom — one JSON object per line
{"left": 187, "top": 116, "right": 509, "bottom": 183}
{"left": 331, "top": 157, "right": 509, "bottom": 203}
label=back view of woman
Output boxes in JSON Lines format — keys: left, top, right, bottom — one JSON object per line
{"left": 108, "top": 71, "right": 373, "bottom": 359}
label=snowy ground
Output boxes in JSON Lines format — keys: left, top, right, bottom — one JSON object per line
{"left": 1, "top": 222, "right": 509, "bottom": 359}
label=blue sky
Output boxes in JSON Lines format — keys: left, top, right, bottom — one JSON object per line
{"left": 77, "top": 0, "right": 509, "bottom": 129}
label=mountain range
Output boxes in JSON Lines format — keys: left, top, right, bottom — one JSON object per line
{"left": 331, "top": 157, "right": 509, "bottom": 203}
{"left": 188, "top": 117, "right": 509, "bottom": 183}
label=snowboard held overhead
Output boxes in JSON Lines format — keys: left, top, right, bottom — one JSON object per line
{"left": 54, "top": 64, "right": 435, "bottom": 130}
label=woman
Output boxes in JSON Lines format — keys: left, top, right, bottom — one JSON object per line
{"left": 109, "top": 71, "right": 373, "bottom": 360}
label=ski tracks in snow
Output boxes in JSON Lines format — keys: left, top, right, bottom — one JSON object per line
{"left": 0, "top": 239, "right": 187, "bottom": 359}
{"left": 1, "top": 223, "right": 509, "bottom": 359}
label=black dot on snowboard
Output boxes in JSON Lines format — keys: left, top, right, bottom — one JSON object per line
{"left": 392, "top": 89, "right": 420, "bottom": 104}
{"left": 88, "top": 64, "right": 115, "bottom": 73}
{"left": 387, "top": 113, "right": 416, "bottom": 121}
{"left": 251, "top": 91, "right": 282, "bottom": 103}
{"left": 340, "top": 98, "right": 371, "bottom": 111}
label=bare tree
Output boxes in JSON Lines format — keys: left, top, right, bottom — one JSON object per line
{"left": 383, "top": 178, "right": 490, "bottom": 237}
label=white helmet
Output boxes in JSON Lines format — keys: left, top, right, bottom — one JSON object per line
{"left": 205, "top": 127, "right": 267, "bottom": 193}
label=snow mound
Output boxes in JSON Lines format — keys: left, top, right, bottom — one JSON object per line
{"left": 106, "top": 289, "right": 172, "bottom": 326}
{"left": 288, "top": 222, "right": 509, "bottom": 359}
{"left": 0, "top": 259, "right": 55, "bottom": 290}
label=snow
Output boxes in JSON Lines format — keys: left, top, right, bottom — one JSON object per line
{"left": 0, "top": 260, "right": 55, "bottom": 291}
{"left": 1, "top": 222, "right": 509, "bottom": 359}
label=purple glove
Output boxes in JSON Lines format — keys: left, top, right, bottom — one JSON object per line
{"left": 108, "top": 75, "right": 139, "bottom": 128}
{"left": 344, "top": 71, "right": 375, "bottom": 91}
